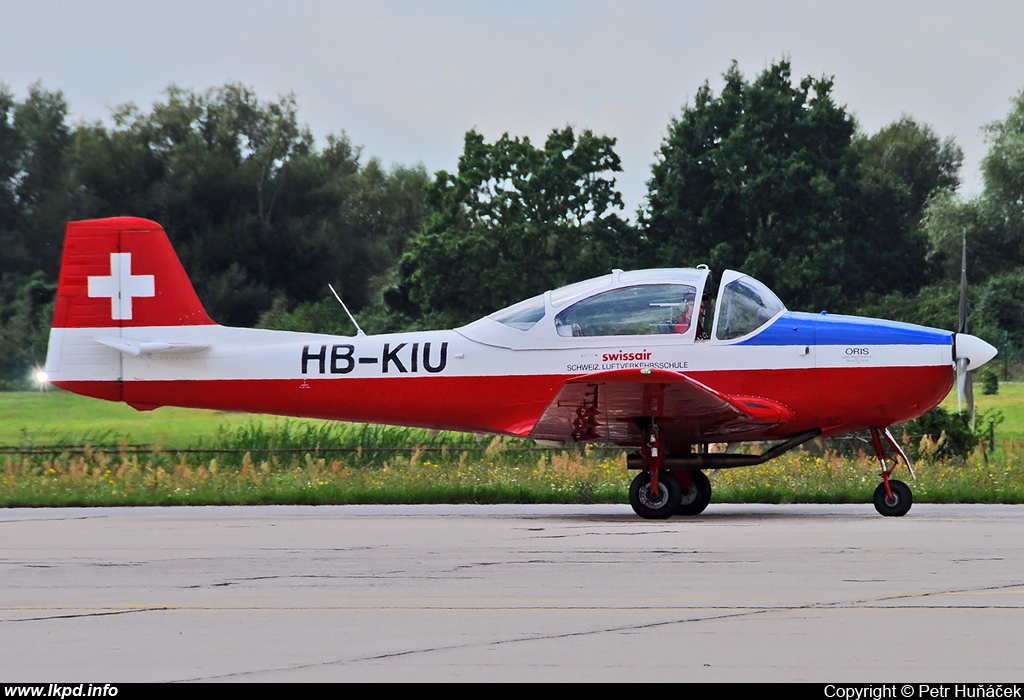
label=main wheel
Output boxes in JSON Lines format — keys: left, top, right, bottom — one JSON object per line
{"left": 873, "top": 479, "right": 913, "bottom": 517}
{"left": 629, "top": 471, "right": 682, "bottom": 520}
{"left": 675, "top": 469, "right": 712, "bottom": 516}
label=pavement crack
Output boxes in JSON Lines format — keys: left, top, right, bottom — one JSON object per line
{"left": 4, "top": 606, "right": 172, "bottom": 623}
{"left": 182, "top": 608, "right": 772, "bottom": 681}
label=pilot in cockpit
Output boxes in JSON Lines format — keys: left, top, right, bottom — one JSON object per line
{"left": 660, "top": 299, "right": 693, "bottom": 334}
{"left": 695, "top": 296, "right": 709, "bottom": 339}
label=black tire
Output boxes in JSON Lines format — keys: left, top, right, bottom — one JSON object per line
{"left": 629, "top": 471, "right": 682, "bottom": 520}
{"left": 873, "top": 479, "right": 913, "bottom": 517}
{"left": 675, "top": 469, "right": 712, "bottom": 516}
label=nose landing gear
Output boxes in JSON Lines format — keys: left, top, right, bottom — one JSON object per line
{"left": 873, "top": 479, "right": 912, "bottom": 517}
{"left": 869, "top": 427, "right": 914, "bottom": 517}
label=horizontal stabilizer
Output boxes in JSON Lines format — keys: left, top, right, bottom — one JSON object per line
{"left": 92, "top": 336, "right": 211, "bottom": 356}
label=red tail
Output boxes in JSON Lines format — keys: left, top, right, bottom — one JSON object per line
{"left": 53, "top": 217, "right": 215, "bottom": 329}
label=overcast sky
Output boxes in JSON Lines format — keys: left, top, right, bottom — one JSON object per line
{"left": 3, "top": 0, "right": 1023, "bottom": 217}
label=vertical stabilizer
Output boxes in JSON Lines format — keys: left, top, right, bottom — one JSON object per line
{"left": 45, "top": 217, "right": 215, "bottom": 400}
{"left": 52, "top": 217, "right": 214, "bottom": 330}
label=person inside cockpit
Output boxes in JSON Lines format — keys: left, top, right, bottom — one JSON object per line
{"left": 695, "top": 296, "right": 709, "bottom": 339}
{"left": 660, "top": 299, "right": 693, "bottom": 334}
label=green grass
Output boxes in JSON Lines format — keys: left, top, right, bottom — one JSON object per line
{"left": 0, "top": 389, "right": 337, "bottom": 447}
{"left": 940, "top": 381, "right": 1024, "bottom": 439}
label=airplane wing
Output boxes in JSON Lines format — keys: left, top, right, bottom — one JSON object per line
{"left": 528, "top": 368, "right": 795, "bottom": 446}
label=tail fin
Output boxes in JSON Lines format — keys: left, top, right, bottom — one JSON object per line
{"left": 45, "top": 217, "right": 215, "bottom": 402}
{"left": 52, "top": 217, "right": 214, "bottom": 329}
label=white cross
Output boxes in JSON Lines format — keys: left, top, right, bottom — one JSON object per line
{"left": 88, "top": 253, "right": 155, "bottom": 321}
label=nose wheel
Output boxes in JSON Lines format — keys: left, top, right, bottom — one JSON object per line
{"left": 873, "top": 479, "right": 913, "bottom": 517}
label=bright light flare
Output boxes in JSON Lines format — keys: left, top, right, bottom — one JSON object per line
{"left": 34, "top": 370, "right": 49, "bottom": 385}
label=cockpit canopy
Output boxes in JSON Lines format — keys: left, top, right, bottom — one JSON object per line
{"left": 462, "top": 268, "right": 785, "bottom": 349}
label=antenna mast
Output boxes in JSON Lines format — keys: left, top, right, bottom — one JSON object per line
{"left": 328, "top": 284, "right": 366, "bottom": 337}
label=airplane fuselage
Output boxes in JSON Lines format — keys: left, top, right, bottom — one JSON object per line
{"left": 48, "top": 310, "right": 955, "bottom": 448}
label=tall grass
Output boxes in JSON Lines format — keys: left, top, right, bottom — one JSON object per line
{"left": 4, "top": 420, "right": 1024, "bottom": 507}
{"left": 1, "top": 432, "right": 626, "bottom": 507}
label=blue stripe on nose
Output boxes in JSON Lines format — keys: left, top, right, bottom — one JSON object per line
{"left": 737, "top": 312, "right": 953, "bottom": 346}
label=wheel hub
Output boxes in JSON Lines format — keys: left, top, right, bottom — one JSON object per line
{"left": 639, "top": 483, "right": 669, "bottom": 509}
{"left": 678, "top": 485, "right": 698, "bottom": 506}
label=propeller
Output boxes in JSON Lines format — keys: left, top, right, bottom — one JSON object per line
{"left": 953, "top": 234, "right": 999, "bottom": 430}
{"left": 956, "top": 234, "right": 972, "bottom": 422}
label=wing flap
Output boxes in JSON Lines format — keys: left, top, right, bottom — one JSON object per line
{"left": 528, "top": 368, "right": 793, "bottom": 446}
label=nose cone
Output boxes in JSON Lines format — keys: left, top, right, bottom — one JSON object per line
{"left": 955, "top": 333, "right": 998, "bottom": 370}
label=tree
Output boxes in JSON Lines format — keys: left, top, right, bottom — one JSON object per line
{"left": 0, "top": 83, "right": 74, "bottom": 277}
{"left": 386, "top": 127, "right": 636, "bottom": 324}
{"left": 917, "top": 89, "right": 1024, "bottom": 352}
{"left": 0, "top": 84, "right": 76, "bottom": 386}
{"left": 643, "top": 61, "right": 958, "bottom": 313}
{"left": 925, "top": 91, "right": 1024, "bottom": 279}
{"left": 854, "top": 117, "right": 962, "bottom": 219}
{"left": 0, "top": 85, "right": 20, "bottom": 237}
{"left": 0, "top": 271, "right": 54, "bottom": 388}
{"left": 849, "top": 118, "right": 963, "bottom": 292}
{"left": 66, "top": 84, "right": 429, "bottom": 328}
{"left": 981, "top": 90, "right": 1024, "bottom": 221}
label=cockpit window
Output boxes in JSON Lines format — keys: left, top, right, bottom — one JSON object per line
{"left": 715, "top": 276, "right": 785, "bottom": 340}
{"left": 555, "top": 284, "right": 697, "bottom": 337}
{"left": 490, "top": 294, "right": 546, "bottom": 331}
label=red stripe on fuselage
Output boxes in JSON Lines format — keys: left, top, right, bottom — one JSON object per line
{"left": 55, "top": 363, "right": 953, "bottom": 443}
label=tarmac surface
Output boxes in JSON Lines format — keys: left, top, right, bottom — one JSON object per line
{"left": 2, "top": 503, "right": 1024, "bottom": 682}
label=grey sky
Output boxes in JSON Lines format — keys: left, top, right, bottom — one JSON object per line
{"left": 3, "top": 0, "right": 1023, "bottom": 217}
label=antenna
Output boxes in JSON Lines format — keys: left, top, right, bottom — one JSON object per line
{"left": 328, "top": 283, "right": 366, "bottom": 336}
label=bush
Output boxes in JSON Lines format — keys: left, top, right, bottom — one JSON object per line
{"left": 980, "top": 368, "right": 999, "bottom": 395}
{"left": 899, "top": 407, "right": 976, "bottom": 462}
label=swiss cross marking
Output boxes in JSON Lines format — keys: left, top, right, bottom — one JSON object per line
{"left": 87, "top": 253, "right": 155, "bottom": 320}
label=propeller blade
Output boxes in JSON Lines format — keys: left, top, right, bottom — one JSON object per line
{"left": 956, "top": 357, "right": 966, "bottom": 413}
{"left": 959, "top": 234, "right": 968, "bottom": 335}
{"left": 965, "top": 366, "right": 976, "bottom": 429}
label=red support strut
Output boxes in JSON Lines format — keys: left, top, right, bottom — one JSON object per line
{"left": 869, "top": 426, "right": 914, "bottom": 498}
{"left": 641, "top": 421, "right": 666, "bottom": 499}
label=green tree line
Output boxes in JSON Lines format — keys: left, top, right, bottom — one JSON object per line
{"left": 3, "top": 59, "right": 1024, "bottom": 387}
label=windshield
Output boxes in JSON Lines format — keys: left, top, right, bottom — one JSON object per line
{"left": 715, "top": 276, "right": 785, "bottom": 340}
{"left": 489, "top": 294, "right": 547, "bottom": 331}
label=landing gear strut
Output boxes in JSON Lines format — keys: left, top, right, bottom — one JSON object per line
{"left": 869, "top": 427, "right": 914, "bottom": 517}
{"left": 628, "top": 420, "right": 682, "bottom": 519}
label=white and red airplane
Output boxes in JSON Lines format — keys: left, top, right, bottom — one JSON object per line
{"left": 43, "top": 217, "right": 998, "bottom": 518}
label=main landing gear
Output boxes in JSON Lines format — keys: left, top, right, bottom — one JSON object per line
{"left": 675, "top": 468, "right": 712, "bottom": 516}
{"left": 628, "top": 420, "right": 712, "bottom": 519}
{"left": 868, "top": 427, "right": 914, "bottom": 517}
